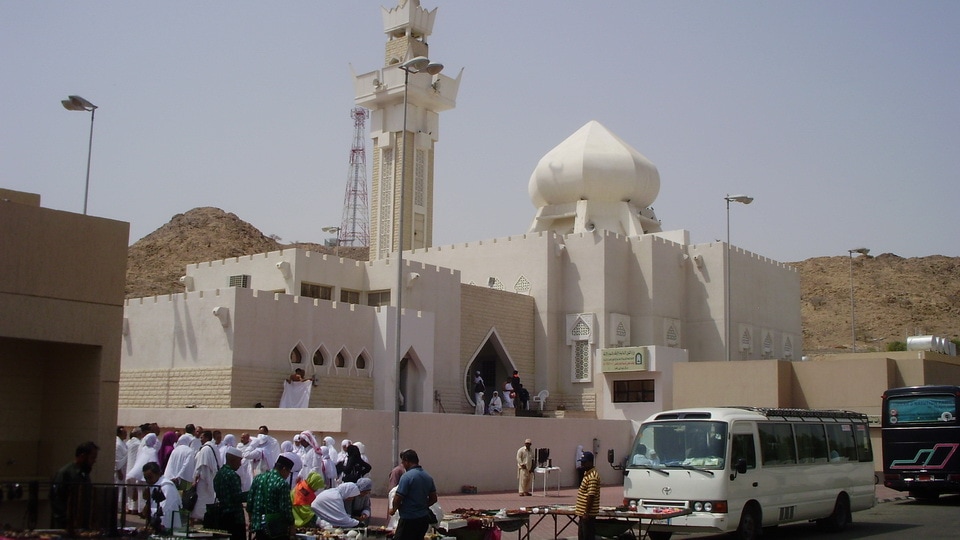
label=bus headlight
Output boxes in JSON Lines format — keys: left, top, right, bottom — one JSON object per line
{"left": 691, "top": 500, "right": 727, "bottom": 513}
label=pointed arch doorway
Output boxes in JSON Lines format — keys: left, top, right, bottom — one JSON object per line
{"left": 399, "top": 349, "right": 425, "bottom": 412}
{"left": 466, "top": 329, "right": 515, "bottom": 410}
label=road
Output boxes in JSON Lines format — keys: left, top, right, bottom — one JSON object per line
{"left": 682, "top": 495, "right": 960, "bottom": 539}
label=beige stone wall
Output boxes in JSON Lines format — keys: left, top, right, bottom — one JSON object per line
{"left": 0, "top": 192, "right": 128, "bottom": 485}
{"left": 120, "top": 367, "right": 234, "bottom": 408}
{"left": 120, "top": 367, "right": 376, "bottom": 410}
{"left": 674, "top": 360, "right": 792, "bottom": 409}
{"left": 458, "top": 285, "right": 536, "bottom": 412}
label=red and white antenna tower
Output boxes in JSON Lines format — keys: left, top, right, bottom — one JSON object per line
{"left": 338, "top": 107, "right": 370, "bottom": 247}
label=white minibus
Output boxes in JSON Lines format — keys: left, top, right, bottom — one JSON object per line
{"left": 617, "top": 407, "right": 874, "bottom": 540}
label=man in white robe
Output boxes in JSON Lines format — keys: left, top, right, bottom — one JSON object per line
{"left": 115, "top": 427, "right": 128, "bottom": 482}
{"left": 142, "top": 462, "right": 182, "bottom": 532}
{"left": 257, "top": 427, "right": 280, "bottom": 472}
{"left": 191, "top": 430, "right": 220, "bottom": 519}
{"left": 124, "top": 427, "right": 142, "bottom": 512}
{"left": 237, "top": 433, "right": 254, "bottom": 491}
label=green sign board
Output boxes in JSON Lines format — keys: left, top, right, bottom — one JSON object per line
{"left": 600, "top": 346, "right": 649, "bottom": 373}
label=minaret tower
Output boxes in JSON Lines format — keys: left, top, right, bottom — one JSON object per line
{"left": 352, "top": 0, "right": 462, "bottom": 260}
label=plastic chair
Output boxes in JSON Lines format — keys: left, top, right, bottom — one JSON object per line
{"left": 532, "top": 389, "right": 549, "bottom": 411}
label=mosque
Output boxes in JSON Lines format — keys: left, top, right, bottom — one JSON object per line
{"left": 117, "top": 0, "right": 800, "bottom": 421}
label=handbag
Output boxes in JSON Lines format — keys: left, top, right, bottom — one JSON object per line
{"left": 202, "top": 501, "right": 223, "bottom": 529}
{"left": 182, "top": 484, "right": 199, "bottom": 512}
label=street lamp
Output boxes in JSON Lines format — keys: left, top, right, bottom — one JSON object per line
{"left": 848, "top": 247, "right": 870, "bottom": 352}
{"left": 724, "top": 194, "right": 753, "bottom": 361}
{"left": 61, "top": 95, "right": 98, "bottom": 215}
{"left": 321, "top": 226, "right": 341, "bottom": 257}
{"left": 393, "top": 56, "right": 443, "bottom": 466}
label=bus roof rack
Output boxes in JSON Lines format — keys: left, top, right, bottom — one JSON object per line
{"left": 731, "top": 406, "right": 868, "bottom": 422}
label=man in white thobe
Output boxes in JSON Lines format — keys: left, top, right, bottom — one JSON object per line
{"left": 124, "top": 427, "right": 142, "bottom": 512}
{"left": 142, "top": 462, "right": 182, "bottom": 532}
{"left": 191, "top": 430, "right": 220, "bottom": 519}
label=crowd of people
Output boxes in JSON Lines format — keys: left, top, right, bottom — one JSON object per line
{"left": 107, "top": 422, "right": 388, "bottom": 540}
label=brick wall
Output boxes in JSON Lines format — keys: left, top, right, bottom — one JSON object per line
{"left": 458, "top": 285, "right": 536, "bottom": 413}
{"left": 120, "top": 367, "right": 375, "bottom": 410}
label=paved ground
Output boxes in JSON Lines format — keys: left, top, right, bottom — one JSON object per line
{"left": 366, "top": 483, "right": 907, "bottom": 540}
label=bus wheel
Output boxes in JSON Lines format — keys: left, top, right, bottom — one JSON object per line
{"left": 648, "top": 532, "right": 672, "bottom": 540}
{"left": 817, "top": 494, "right": 851, "bottom": 532}
{"left": 735, "top": 504, "right": 762, "bottom": 540}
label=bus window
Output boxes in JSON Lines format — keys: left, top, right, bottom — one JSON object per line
{"left": 887, "top": 395, "right": 956, "bottom": 424}
{"left": 824, "top": 423, "right": 857, "bottom": 462}
{"left": 731, "top": 433, "right": 756, "bottom": 470}
{"left": 854, "top": 424, "right": 874, "bottom": 462}
{"left": 758, "top": 423, "right": 796, "bottom": 466}
{"left": 795, "top": 424, "right": 828, "bottom": 463}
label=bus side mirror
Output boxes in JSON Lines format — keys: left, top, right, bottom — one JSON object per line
{"left": 736, "top": 458, "right": 748, "bottom": 474}
{"left": 607, "top": 449, "right": 623, "bottom": 471}
{"left": 730, "top": 458, "right": 748, "bottom": 480}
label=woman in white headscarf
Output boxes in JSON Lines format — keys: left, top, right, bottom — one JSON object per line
{"left": 281, "top": 440, "right": 296, "bottom": 453}
{"left": 310, "top": 482, "right": 360, "bottom": 529}
{"left": 353, "top": 442, "right": 369, "bottom": 470}
{"left": 126, "top": 433, "right": 159, "bottom": 482}
{"left": 489, "top": 391, "right": 503, "bottom": 415}
{"left": 164, "top": 434, "right": 197, "bottom": 488}
{"left": 336, "top": 439, "right": 352, "bottom": 482}
{"left": 319, "top": 446, "right": 337, "bottom": 490}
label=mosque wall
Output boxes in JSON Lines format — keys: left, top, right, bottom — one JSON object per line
{"left": 683, "top": 242, "right": 726, "bottom": 361}
{"left": 408, "top": 232, "right": 562, "bottom": 402}
{"left": 0, "top": 194, "right": 128, "bottom": 484}
{"left": 118, "top": 408, "right": 633, "bottom": 497}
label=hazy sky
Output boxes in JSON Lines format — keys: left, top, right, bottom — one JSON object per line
{"left": 2, "top": 1, "right": 957, "bottom": 262}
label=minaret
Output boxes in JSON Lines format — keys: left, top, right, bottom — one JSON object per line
{"left": 352, "top": 0, "right": 462, "bottom": 260}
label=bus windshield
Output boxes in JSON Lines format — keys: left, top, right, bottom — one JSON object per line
{"left": 630, "top": 421, "right": 727, "bottom": 470}
{"left": 887, "top": 395, "right": 957, "bottom": 424}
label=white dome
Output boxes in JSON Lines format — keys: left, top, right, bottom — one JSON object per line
{"left": 528, "top": 120, "right": 660, "bottom": 208}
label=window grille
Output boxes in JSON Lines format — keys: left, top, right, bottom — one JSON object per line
{"left": 228, "top": 274, "right": 250, "bottom": 288}
{"left": 514, "top": 275, "right": 531, "bottom": 295}
{"left": 573, "top": 340, "right": 591, "bottom": 382}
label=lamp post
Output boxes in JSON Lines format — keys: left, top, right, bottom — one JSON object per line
{"left": 724, "top": 194, "right": 753, "bottom": 361}
{"left": 321, "top": 226, "right": 341, "bottom": 257}
{"left": 393, "top": 56, "right": 443, "bottom": 467}
{"left": 848, "top": 247, "right": 870, "bottom": 352}
{"left": 61, "top": 95, "right": 97, "bottom": 214}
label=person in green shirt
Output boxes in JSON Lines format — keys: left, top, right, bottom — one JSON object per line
{"left": 214, "top": 447, "right": 248, "bottom": 540}
{"left": 247, "top": 453, "right": 298, "bottom": 540}
{"left": 51, "top": 441, "right": 99, "bottom": 529}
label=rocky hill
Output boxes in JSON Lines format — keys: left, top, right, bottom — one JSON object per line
{"left": 126, "top": 207, "right": 958, "bottom": 353}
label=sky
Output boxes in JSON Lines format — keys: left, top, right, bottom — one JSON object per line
{"left": 2, "top": 0, "right": 958, "bottom": 263}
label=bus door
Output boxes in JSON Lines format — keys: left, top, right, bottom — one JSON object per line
{"left": 728, "top": 421, "right": 759, "bottom": 518}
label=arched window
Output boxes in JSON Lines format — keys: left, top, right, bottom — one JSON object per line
{"left": 356, "top": 354, "right": 366, "bottom": 370}
{"left": 336, "top": 352, "right": 347, "bottom": 368}
{"left": 290, "top": 347, "right": 302, "bottom": 364}
{"left": 313, "top": 349, "right": 325, "bottom": 366}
